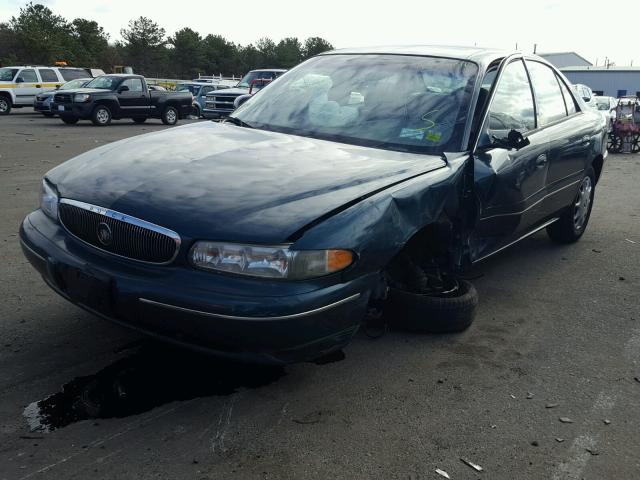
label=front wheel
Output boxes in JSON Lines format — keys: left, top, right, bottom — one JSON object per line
{"left": 161, "top": 106, "right": 178, "bottom": 125}
{"left": 91, "top": 105, "right": 112, "bottom": 126}
{"left": 547, "top": 168, "right": 595, "bottom": 244}
{"left": 61, "top": 116, "right": 79, "bottom": 124}
{"left": 0, "top": 96, "right": 11, "bottom": 115}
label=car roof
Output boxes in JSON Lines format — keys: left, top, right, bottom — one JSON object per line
{"left": 321, "top": 45, "right": 511, "bottom": 65}
{"left": 250, "top": 69, "right": 287, "bottom": 72}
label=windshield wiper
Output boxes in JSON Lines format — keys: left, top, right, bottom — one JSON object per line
{"left": 222, "top": 116, "right": 253, "bottom": 128}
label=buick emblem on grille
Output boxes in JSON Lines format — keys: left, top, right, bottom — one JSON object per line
{"left": 96, "top": 222, "right": 113, "bottom": 246}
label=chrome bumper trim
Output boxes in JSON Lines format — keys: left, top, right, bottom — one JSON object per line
{"left": 139, "top": 292, "right": 362, "bottom": 321}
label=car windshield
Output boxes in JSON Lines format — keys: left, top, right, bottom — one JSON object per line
{"left": 84, "top": 76, "right": 121, "bottom": 90}
{"left": 177, "top": 84, "right": 200, "bottom": 95}
{"left": 0, "top": 68, "right": 18, "bottom": 81}
{"left": 61, "top": 79, "right": 89, "bottom": 90}
{"left": 233, "top": 55, "right": 478, "bottom": 154}
{"left": 237, "top": 71, "right": 277, "bottom": 88}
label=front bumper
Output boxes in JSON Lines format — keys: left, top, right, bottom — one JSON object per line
{"left": 51, "top": 102, "right": 92, "bottom": 118}
{"left": 20, "top": 210, "right": 372, "bottom": 364}
{"left": 33, "top": 100, "right": 52, "bottom": 113}
{"left": 202, "top": 108, "right": 232, "bottom": 119}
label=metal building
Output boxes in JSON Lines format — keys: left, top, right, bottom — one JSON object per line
{"left": 560, "top": 67, "right": 640, "bottom": 98}
{"left": 539, "top": 52, "right": 592, "bottom": 68}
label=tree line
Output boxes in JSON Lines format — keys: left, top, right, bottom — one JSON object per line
{"left": 0, "top": 3, "right": 334, "bottom": 78}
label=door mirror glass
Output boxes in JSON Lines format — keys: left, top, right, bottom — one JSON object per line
{"left": 491, "top": 129, "right": 531, "bottom": 150}
{"left": 15, "top": 77, "right": 24, "bottom": 83}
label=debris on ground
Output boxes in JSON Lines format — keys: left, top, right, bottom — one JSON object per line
{"left": 526, "top": 392, "right": 534, "bottom": 399}
{"left": 490, "top": 424, "right": 497, "bottom": 429}
{"left": 625, "top": 239, "right": 636, "bottom": 244}
{"left": 559, "top": 417, "right": 574, "bottom": 423}
{"left": 592, "top": 249, "right": 602, "bottom": 253}
{"left": 530, "top": 441, "right": 539, "bottom": 447}
{"left": 460, "top": 458, "right": 483, "bottom": 472}
{"left": 586, "top": 447, "right": 599, "bottom": 456}
{"left": 510, "top": 394, "right": 516, "bottom": 399}
{"left": 435, "top": 468, "right": 451, "bottom": 479}
{"left": 603, "top": 419, "right": 611, "bottom": 425}
{"left": 634, "top": 377, "right": 640, "bottom": 384}
{"left": 545, "top": 403, "right": 559, "bottom": 409}
{"left": 555, "top": 438, "right": 564, "bottom": 443}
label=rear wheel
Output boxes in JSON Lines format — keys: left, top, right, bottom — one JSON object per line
{"left": 92, "top": 105, "right": 112, "bottom": 126}
{"left": 0, "top": 96, "right": 11, "bottom": 115}
{"left": 132, "top": 117, "right": 147, "bottom": 124}
{"left": 547, "top": 167, "right": 595, "bottom": 244}
{"left": 61, "top": 116, "right": 79, "bottom": 124}
{"left": 161, "top": 106, "right": 178, "bottom": 125}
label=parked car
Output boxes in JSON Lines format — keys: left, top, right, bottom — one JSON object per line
{"left": 0, "top": 65, "right": 103, "bottom": 115}
{"left": 176, "top": 82, "right": 232, "bottom": 117}
{"left": 20, "top": 47, "right": 607, "bottom": 364}
{"left": 572, "top": 83, "right": 598, "bottom": 110}
{"left": 595, "top": 95, "right": 617, "bottom": 131}
{"left": 33, "top": 78, "right": 91, "bottom": 116}
{"left": 51, "top": 74, "right": 193, "bottom": 126}
{"left": 203, "top": 69, "right": 286, "bottom": 118}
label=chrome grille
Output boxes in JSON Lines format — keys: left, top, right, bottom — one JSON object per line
{"left": 206, "top": 94, "right": 241, "bottom": 111}
{"left": 54, "top": 93, "right": 72, "bottom": 103}
{"left": 58, "top": 199, "right": 181, "bottom": 264}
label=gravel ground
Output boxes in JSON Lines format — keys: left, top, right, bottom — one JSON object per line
{"left": 1, "top": 109, "right": 639, "bottom": 480}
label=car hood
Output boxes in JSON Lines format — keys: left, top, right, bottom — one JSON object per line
{"left": 206, "top": 87, "right": 249, "bottom": 96}
{"left": 54, "top": 88, "right": 113, "bottom": 95}
{"left": 47, "top": 122, "right": 447, "bottom": 243}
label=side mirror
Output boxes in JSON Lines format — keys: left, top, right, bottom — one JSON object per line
{"left": 491, "top": 129, "right": 530, "bottom": 150}
{"left": 55, "top": 85, "right": 61, "bottom": 90}
{"left": 234, "top": 94, "right": 252, "bottom": 109}
{"left": 15, "top": 77, "right": 24, "bottom": 83}
{"left": 582, "top": 96, "right": 590, "bottom": 102}
{"left": 118, "top": 85, "right": 129, "bottom": 93}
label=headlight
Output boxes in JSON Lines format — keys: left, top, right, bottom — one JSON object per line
{"left": 40, "top": 179, "right": 59, "bottom": 220}
{"left": 190, "top": 242, "right": 354, "bottom": 280}
{"left": 74, "top": 93, "right": 91, "bottom": 103}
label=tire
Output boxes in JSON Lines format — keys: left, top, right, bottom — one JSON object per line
{"left": 607, "top": 133, "right": 622, "bottom": 153}
{"left": 631, "top": 133, "right": 640, "bottom": 154}
{"left": 61, "top": 116, "right": 79, "bottom": 124}
{"left": 0, "top": 96, "right": 11, "bottom": 115}
{"left": 92, "top": 105, "right": 112, "bottom": 126}
{"left": 385, "top": 279, "right": 478, "bottom": 333}
{"left": 132, "top": 117, "right": 147, "bottom": 124}
{"left": 161, "top": 106, "right": 178, "bottom": 125}
{"left": 547, "top": 167, "right": 595, "bottom": 244}
{"left": 193, "top": 104, "right": 201, "bottom": 118}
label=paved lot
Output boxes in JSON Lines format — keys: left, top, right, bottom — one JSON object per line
{"left": 1, "top": 109, "right": 639, "bottom": 480}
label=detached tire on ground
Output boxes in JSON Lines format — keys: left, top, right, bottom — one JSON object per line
{"left": 161, "top": 106, "right": 178, "bottom": 125}
{"left": 385, "top": 279, "right": 478, "bottom": 333}
{"left": 92, "top": 105, "right": 112, "bottom": 126}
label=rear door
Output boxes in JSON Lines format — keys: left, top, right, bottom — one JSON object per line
{"left": 525, "top": 60, "right": 591, "bottom": 213}
{"left": 471, "top": 58, "right": 549, "bottom": 261}
{"left": 118, "top": 78, "right": 148, "bottom": 116}
{"left": 14, "top": 68, "right": 41, "bottom": 105}
{"left": 37, "top": 68, "right": 63, "bottom": 92}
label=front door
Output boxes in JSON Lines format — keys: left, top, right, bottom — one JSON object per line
{"left": 14, "top": 69, "right": 41, "bottom": 105}
{"left": 118, "top": 78, "right": 148, "bottom": 116}
{"left": 471, "top": 59, "right": 550, "bottom": 262}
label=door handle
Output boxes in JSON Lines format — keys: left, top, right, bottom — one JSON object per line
{"left": 536, "top": 154, "right": 548, "bottom": 168}
{"left": 35, "top": 84, "right": 41, "bottom": 88}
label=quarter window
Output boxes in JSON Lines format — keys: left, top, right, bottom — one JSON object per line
{"left": 526, "top": 61, "right": 568, "bottom": 126}
{"left": 60, "top": 68, "right": 89, "bottom": 81}
{"left": 17, "top": 69, "right": 38, "bottom": 83}
{"left": 557, "top": 78, "right": 577, "bottom": 115}
{"left": 38, "top": 69, "right": 59, "bottom": 82}
{"left": 487, "top": 60, "right": 536, "bottom": 133}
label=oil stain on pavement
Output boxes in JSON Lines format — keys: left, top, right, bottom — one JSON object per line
{"left": 23, "top": 342, "right": 286, "bottom": 432}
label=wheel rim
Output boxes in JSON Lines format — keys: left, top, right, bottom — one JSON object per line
{"left": 166, "top": 109, "right": 177, "bottom": 123}
{"left": 573, "top": 176, "right": 592, "bottom": 231}
{"left": 0, "top": 99, "right": 8, "bottom": 112}
{"left": 97, "top": 108, "right": 109, "bottom": 124}
{"left": 631, "top": 134, "right": 640, "bottom": 153}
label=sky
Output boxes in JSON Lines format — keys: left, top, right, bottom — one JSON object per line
{"left": 1, "top": 0, "right": 638, "bottom": 67}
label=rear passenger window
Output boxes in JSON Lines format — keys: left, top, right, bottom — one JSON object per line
{"left": 17, "top": 69, "right": 38, "bottom": 83}
{"left": 487, "top": 60, "right": 536, "bottom": 133}
{"left": 60, "top": 68, "right": 89, "bottom": 81}
{"left": 557, "top": 78, "right": 577, "bottom": 115}
{"left": 526, "top": 61, "right": 568, "bottom": 126}
{"left": 38, "top": 69, "right": 59, "bottom": 82}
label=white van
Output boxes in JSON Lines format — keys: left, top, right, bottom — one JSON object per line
{"left": 0, "top": 66, "right": 104, "bottom": 115}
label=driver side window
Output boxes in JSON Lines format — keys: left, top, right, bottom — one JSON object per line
{"left": 121, "top": 78, "right": 143, "bottom": 92}
{"left": 487, "top": 60, "right": 536, "bottom": 134}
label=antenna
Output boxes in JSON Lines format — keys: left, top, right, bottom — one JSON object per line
{"left": 533, "top": 43, "right": 537, "bottom": 54}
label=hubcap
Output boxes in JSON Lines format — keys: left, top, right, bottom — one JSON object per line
{"left": 573, "top": 176, "right": 592, "bottom": 231}
{"left": 166, "top": 109, "right": 176, "bottom": 123}
{"left": 97, "top": 109, "right": 109, "bottom": 123}
{"left": 0, "top": 99, "right": 8, "bottom": 112}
